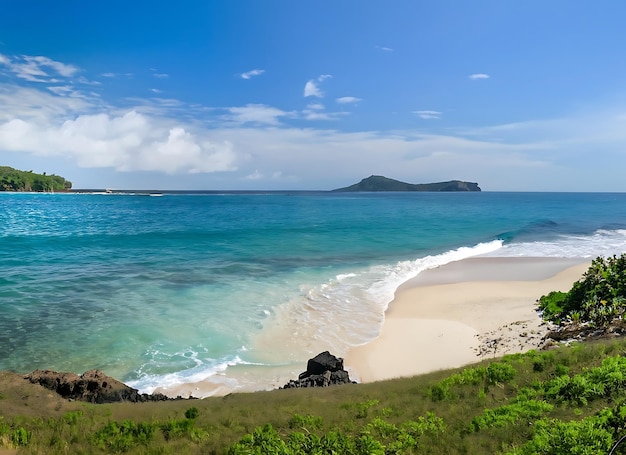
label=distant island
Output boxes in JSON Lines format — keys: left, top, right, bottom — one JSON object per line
{"left": 0, "top": 166, "right": 72, "bottom": 192}
{"left": 332, "top": 175, "right": 481, "bottom": 192}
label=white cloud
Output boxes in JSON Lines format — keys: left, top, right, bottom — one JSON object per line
{"left": 302, "top": 110, "right": 346, "bottom": 121}
{"left": 0, "top": 85, "right": 94, "bottom": 122}
{"left": 375, "top": 45, "right": 393, "bottom": 52}
{"left": 241, "top": 69, "right": 265, "bottom": 79}
{"left": 301, "top": 100, "right": 347, "bottom": 121}
{"left": 336, "top": 96, "right": 361, "bottom": 104}
{"left": 0, "top": 54, "right": 79, "bottom": 82}
{"left": 245, "top": 169, "right": 263, "bottom": 180}
{"left": 3, "top": 88, "right": 625, "bottom": 190}
{"left": 101, "top": 72, "right": 116, "bottom": 78}
{"left": 469, "top": 73, "right": 490, "bottom": 80}
{"left": 47, "top": 86, "right": 74, "bottom": 96}
{"left": 413, "top": 110, "right": 442, "bottom": 119}
{"left": 304, "top": 80, "right": 322, "bottom": 98}
{"left": 0, "top": 109, "right": 238, "bottom": 174}
{"left": 225, "top": 104, "right": 289, "bottom": 125}
{"left": 153, "top": 73, "right": 169, "bottom": 79}
{"left": 76, "top": 76, "right": 101, "bottom": 86}
{"left": 150, "top": 88, "right": 163, "bottom": 94}
{"left": 304, "top": 74, "right": 332, "bottom": 98}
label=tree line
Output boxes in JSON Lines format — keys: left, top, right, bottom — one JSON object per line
{"left": 0, "top": 166, "right": 72, "bottom": 192}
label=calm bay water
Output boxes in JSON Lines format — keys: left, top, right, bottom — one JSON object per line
{"left": 1, "top": 191, "right": 626, "bottom": 394}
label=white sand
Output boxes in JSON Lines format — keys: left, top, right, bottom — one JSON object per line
{"left": 345, "top": 257, "right": 590, "bottom": 383}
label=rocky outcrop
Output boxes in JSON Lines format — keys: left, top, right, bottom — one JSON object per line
{"left": 282, "top": 351, "right": 355, "bottom": 389}
{"left": 332, "top": 175, "right": 481, "bottom": 192}
{"left": 25, "top": 369, "right": 187, "bottom": 403}
{"left": 543, "top": 321, "right": 626, "bottom": 345}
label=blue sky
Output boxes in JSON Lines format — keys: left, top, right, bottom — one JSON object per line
{"left": 1, "top": 1, "right": 626, "bottom": 191}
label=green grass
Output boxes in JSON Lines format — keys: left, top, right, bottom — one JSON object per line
{"left": 4, "top": 339, "right": 626, "bottom": 453}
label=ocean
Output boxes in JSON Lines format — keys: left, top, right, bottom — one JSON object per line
{"left": 1, "top": 191, "right": 626, "bottom": 395}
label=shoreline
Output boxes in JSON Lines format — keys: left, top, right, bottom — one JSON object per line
{"left": 344, "top": 256, "right": 590, "bottom": 383}
{"left": 0, "top": 256, "right": 595, "bottom": 399}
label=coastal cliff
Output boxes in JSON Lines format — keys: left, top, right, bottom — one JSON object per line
{"left": 332, "top": 175, "right": 481, "bottom": 192}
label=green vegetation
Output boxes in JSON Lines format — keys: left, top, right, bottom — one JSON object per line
{"left": 538, "top": 254, "right": 626, "bottom": 326}
{"left": 4, "top": 340, "right": 626, "bottom": 453}
{"left": 0, "top": 166, "right": 72, "bottom": 192}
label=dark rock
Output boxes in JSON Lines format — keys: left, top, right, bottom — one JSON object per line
{"left": 282, "top": 351, "right": 356, "bottom": 389}
{"left": 543, "top": 320, "right": 626, "bottom": 346}
{"left": 304, "top": 351, "right": 345, "bottom": 376}
{"left": 26, "top": 369, "right": 188, "bottom": 403}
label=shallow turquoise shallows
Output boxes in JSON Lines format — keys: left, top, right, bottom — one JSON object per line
{"left": 1, "top": 191, "right": 626, "bottom": 392}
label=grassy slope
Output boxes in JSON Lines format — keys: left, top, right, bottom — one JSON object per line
{"left": 3, "top": 339, "right": 626, "bottom": 454}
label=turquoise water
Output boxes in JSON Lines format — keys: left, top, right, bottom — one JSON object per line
{"left": 1, "top": 192, "right": 626, "bottom": 394}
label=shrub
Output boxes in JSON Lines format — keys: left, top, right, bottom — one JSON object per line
{"left": 228, "top": 424, "right": 288, "bottom": 455}
{"left": 487, "top": 362, "right": 517, "bottom": 385}
{"left": 508, "top": 417, "right": 613, "bottom": 455}
{"left": 92, "top": 419, "right": 155, "bottom": 452}
{"left": 537, "top": 291, "right": 567, "bottom": 322}
{"left": 288, "top": 414, "right": 323, "bottom": 430}
{"left": 539, "top": 254, "right": 626, "bottom": 326}
{"left": 11, "top": 427, "right": 30, "bottom": 447}
{"left": 160, "top": 418, "right": 194, "bottom": 441}
{"left": 470, "top": 399, "right": 553, "bottom": 432}
{"left": 184, "top": 406, "right": 199, "bottom": 420}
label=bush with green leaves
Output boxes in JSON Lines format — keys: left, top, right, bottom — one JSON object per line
{"left": 228, "top": 412, "right": 444, "bottom": 455}
{"left": 92, "top": 419, "right": 155, "bottom": 453}
{"left": 538, "top": 254, "right": 626, "bottom": 326}
{"left": 507, "top": 417, "right": 614, "bottom": 455}
{"left": 429, "top": 360, "right": 517, "bottom": 401}
{"left": 470, "top": 399, "right": 553, "bottom": 432}
{"left": 288, "top": 413, "right": 323, "bottom": 430}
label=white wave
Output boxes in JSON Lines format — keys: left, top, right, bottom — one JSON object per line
{"left": 487, "top": 229, "right": 626, "bottom": 258}
{"left": 365, "top": 240, "right": 504, "bottom": 309}
{"left": 126, "top": 355, "right": 244, "bottom": 395}
{"left": 336, "top": 273, "right": 357, "bottom": 281}
{"left": 253, "top": 240, "right": 505, "bottom": 358}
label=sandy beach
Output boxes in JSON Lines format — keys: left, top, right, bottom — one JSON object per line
{"left": 345, "top": 257, "right": 590, "bottom": 383}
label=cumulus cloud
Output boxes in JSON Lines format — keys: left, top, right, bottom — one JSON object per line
{"left": 304, "top": 80, "right": 322, "bottom": 97}
{"left": 413, "top": 110, "right": 442, "bottom": 119}
{"left": 0, "top": 109, "right": 237, "bottom": 174}
{"left": 241, "top": 69, "right": 265, "bottom": 79}
{"left": 304, "top": 74, "right": 332, "bottom": 98}
{"left": 469, "top": 73, "right": 490, "bottom": 80}
{"left": 336, "top": 96, "right": 361, "bottom": 104}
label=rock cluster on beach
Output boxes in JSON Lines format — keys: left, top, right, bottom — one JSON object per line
{"left": 474, "top": 319, "right": 548, "bottom": 358}
{"left": 544, "top": 321, "right": 626, "bottom": 345}
{"left": 26, "top": 369, "right": 187, "bottom": 403}
{"left": 282, "top": 351, "right": 355, "bottom": 389}
{"left": 474, "top": 317, "right": 626, "bottom": 358}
